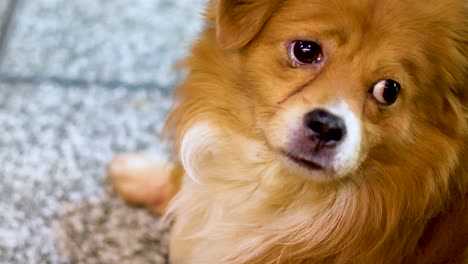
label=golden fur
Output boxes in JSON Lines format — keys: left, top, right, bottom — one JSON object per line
{"left": 109, "top": 0, "right": 468, "bottom": 263}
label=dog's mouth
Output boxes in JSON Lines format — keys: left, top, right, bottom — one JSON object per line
{"left": 280, "top": 150, "right": 324, "bottom": 171}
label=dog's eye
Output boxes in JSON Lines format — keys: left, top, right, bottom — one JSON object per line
{"left": 289, "top": 41, "right": 323, "bottom": 66}
{"left": 371, "top": 79, "right": 401, "bottom": 105}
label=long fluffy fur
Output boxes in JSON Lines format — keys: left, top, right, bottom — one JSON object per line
{"left": 164, "top": 0, "right": 468, "bottom": 263}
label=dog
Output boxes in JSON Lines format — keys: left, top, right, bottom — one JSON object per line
{"left": 108, "top": 0, "right": 468, "bottom": 263}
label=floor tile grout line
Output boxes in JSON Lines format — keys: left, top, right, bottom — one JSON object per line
{"left": 0, "top": 0, "right": 20, "bottom": 67}
{"left": 0, "top": 73, "right": 175, "bottom": 93}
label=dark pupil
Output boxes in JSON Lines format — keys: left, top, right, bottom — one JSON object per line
{"left": 383, "top": 79, "right": 401, "bottom": 104}
{"left": 294, "top": 41, "right": 322, "bottom": 64}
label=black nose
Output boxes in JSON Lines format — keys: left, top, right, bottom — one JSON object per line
{"left": 304, "top": 109, "right": 347, "bottom": 147}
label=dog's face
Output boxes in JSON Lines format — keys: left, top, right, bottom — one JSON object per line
{"left": 214, "top": 0, "right": 467, "bottom": 182}
{"left": 168, "top": 2, "right": 466, "bottom": 261}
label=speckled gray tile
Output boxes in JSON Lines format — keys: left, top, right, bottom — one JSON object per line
{"left": 0, "top": 81, "right": 172, "bottom": 263}
{"left": 0, "top": 0, "right": 10, "bottom": 22}
{"left": 0, "top": 0, "right": 14, "bottom": 51}
{"left": 0, "top": 0, "right": 206, "bottom": 88}
{"left": 54, "top": 196, "right": 171, "bottom": 264}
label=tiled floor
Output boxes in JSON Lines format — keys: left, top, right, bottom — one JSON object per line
{"left": 0, "top": 0, "right": 205, "bottom": 87}
{"left": 0, "top": 0, "right": 205, "bottom": 263}
{"left": 0, "top": 1, "right": 11, "bottom": 32}
{"left": 0, "top": 0, "right": 9, "bottom": 18}
{"left": 0, "top": 0, "right": 15, "bottom": 59}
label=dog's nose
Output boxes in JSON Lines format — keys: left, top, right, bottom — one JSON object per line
{"left": 304, "top": 109, "right": 347, "bottom": 147}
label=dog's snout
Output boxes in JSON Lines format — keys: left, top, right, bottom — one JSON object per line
{"left": 304, "top": 109, "right": 347, "bottom": 146}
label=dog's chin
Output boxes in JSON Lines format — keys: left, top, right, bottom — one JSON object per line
{"left": 278, "top": 150, "right": 344, "bottom": 183}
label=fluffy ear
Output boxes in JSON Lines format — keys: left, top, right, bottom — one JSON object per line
{"left": 216, "top": 0, "right": 281, "bottom": 49}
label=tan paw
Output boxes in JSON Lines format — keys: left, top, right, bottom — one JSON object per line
{"left": 107, "top": 153, "right": 181, "bottom": 215}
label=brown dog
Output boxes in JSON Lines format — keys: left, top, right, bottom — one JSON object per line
{"left": 108, "top": 0, "right": 468, "bottom": 263}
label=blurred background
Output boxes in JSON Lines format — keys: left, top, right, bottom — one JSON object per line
{"left": 0, "top": 0, "right": 205, "bottom": 263}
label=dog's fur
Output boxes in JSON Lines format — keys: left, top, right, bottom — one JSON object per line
{"left": 109, "top": 0, "right": 468, "bottom": 263}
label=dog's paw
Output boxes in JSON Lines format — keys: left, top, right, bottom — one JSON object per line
{"left": 107, "top": 153, "right": 180, "bottom": 215}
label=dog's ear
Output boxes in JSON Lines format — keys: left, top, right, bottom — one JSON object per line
{"left": 216, "top": 0, "right": 281, "bottom": 49}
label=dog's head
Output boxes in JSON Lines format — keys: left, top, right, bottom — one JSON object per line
{"left": 168, "top": 2, "right": 468, "bottom": 261}
{"left": 209, "top": 0, "right": 468, "bottom": 183}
